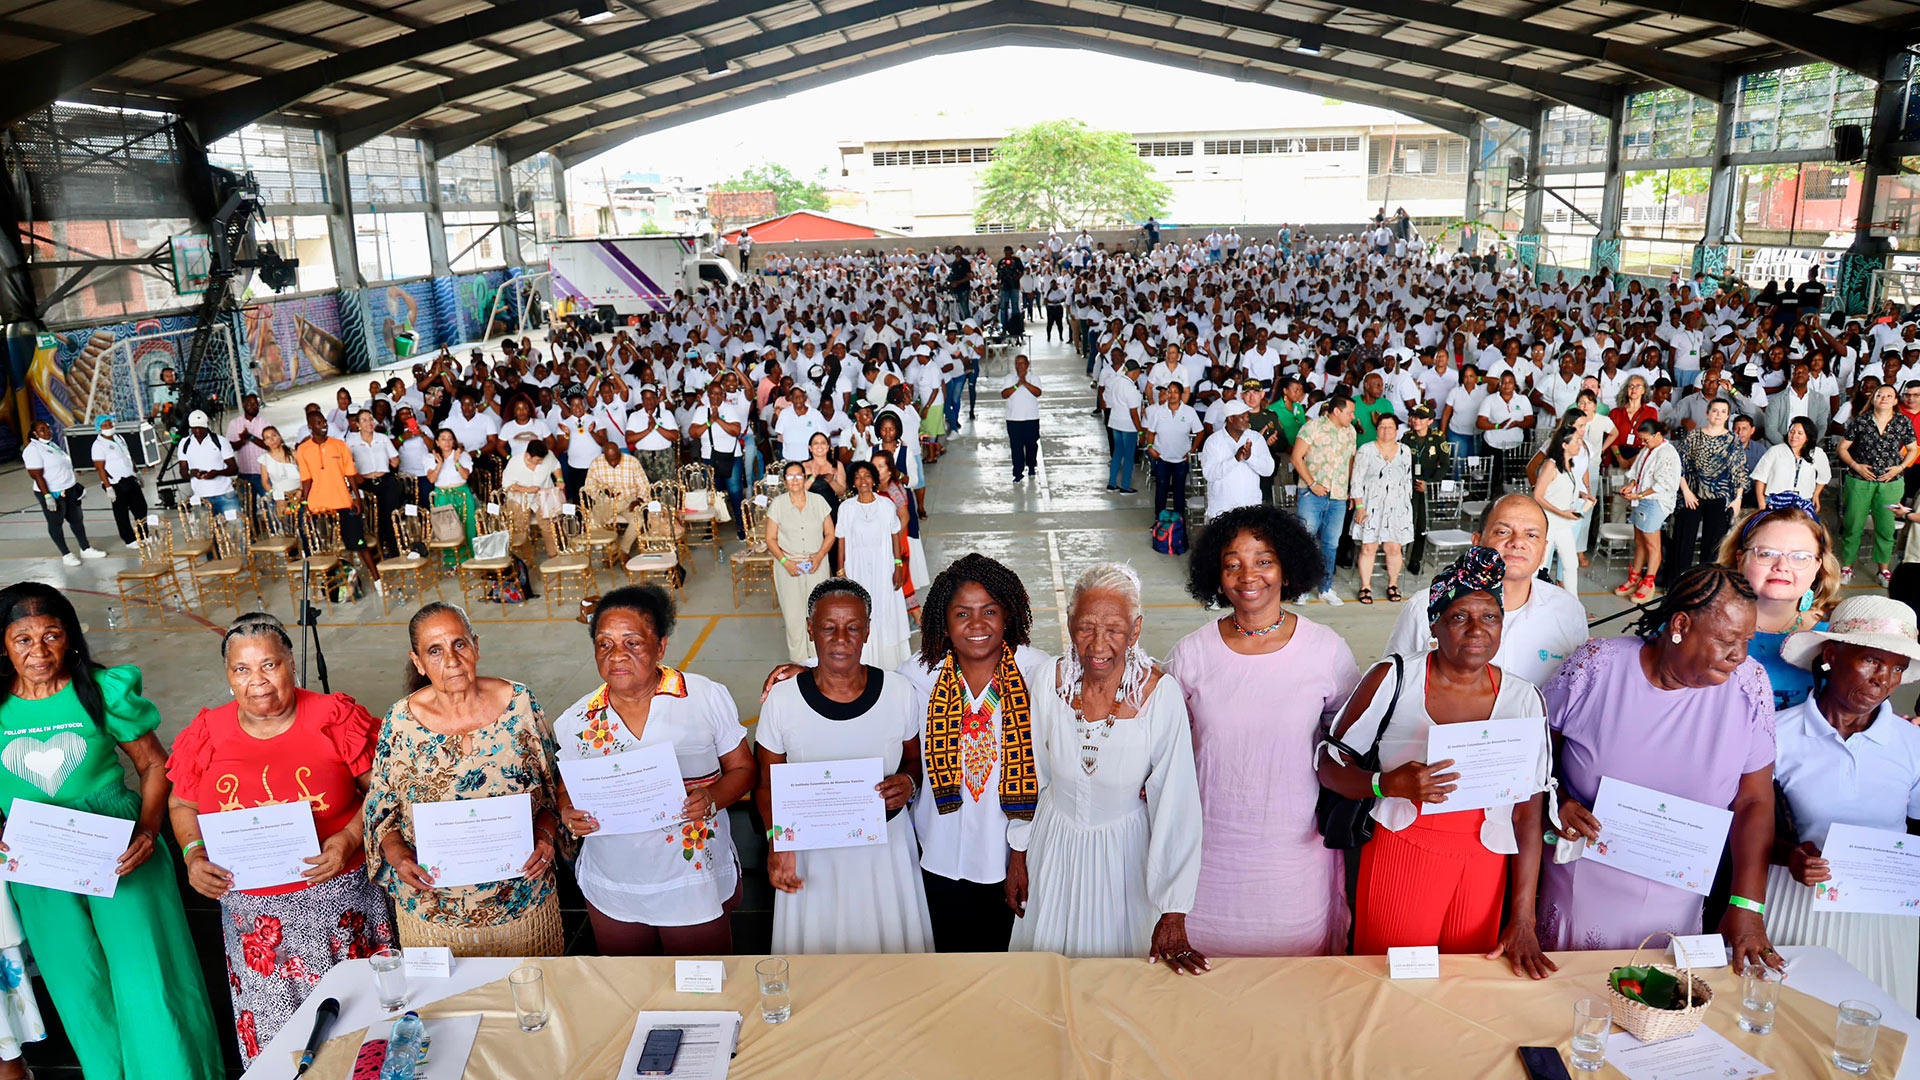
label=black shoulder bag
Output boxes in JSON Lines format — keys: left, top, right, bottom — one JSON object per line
{"left": 1315, "top": 653, "right": 1405, "bottom": 850}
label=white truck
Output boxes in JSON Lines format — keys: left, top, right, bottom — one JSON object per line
{"left": 547, "top": 235, "right": 738, "bottom": 318}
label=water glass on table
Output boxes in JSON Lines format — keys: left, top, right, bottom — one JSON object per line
{"left": 756, "top": 957, "right": 792, "bottom": 1025}
{"left": 1569, "top": 997, "right": 1611, "bottom": 1073}
{"left": 1833, "top": 999, "right": 1881, "bottom": 1075}
{"left": 370, "top": 946, "right": 408, "bottom": 1012}
{"left": 1736, "top": 961, "right": 1778, "bottom": 1035}
{"left": 509, "top": 965, "right": 549, "bottom": 1033}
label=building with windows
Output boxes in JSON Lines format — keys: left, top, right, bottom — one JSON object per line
{"left": 840, "top": 106, "right": 1469, "bottom": 233}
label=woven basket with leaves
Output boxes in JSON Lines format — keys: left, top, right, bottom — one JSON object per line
{"left": 1606, "top": 930, "right": 1713, "bottom": 1042}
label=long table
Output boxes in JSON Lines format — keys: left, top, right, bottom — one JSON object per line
{"left": 253, "top": 947, "right": 1908, "bottom": 1079}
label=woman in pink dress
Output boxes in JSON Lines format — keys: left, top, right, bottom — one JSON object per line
{"left": 1168, "top": 505, "right": 1360, "bottom": 956}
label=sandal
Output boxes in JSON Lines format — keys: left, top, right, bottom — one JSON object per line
{"left": 1357, "top": 588, "right": 1374, "bottom": 605}
{"left": 1386, "top": 585, "right": 1403, "bottom": 603}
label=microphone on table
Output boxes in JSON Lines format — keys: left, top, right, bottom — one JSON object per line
{"left": 296, "top": 997, "right": 341, "bottom": 1075}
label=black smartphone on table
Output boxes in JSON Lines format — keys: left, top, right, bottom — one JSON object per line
{"left": 636, "top": 1027, "right": 684, "bottom": 1076}
{"left": 1518, "top": 1046, "right": 1573, "bottom": 1080}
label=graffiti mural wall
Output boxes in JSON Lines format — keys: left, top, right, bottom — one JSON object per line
{"left": 242, "top": 293, "right": 346, "bottom": 393}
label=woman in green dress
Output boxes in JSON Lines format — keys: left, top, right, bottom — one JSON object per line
{"left": 0, "top": 582, "right": 221, "bottom": 1079}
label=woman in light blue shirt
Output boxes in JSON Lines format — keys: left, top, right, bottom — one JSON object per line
{"left": 1771, "top": 595, "right": 1920, "bottom": 1010}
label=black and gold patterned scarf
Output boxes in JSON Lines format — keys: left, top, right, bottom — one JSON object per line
{"left": 924, "top": 645, "right": 1035, "bottom": 819}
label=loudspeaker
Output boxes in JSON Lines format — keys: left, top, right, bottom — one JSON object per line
{"left": 1833, "top": 124, "right": 1865, "bottom": 163}
{"left": 1507, "top": 155, "right": 1527, "bottom": 183}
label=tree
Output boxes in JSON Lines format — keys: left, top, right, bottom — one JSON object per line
{"left": 973, "top": 119, "right": 1171, "bottom": 231}
{"left": 715, "top": 162, "right": 829, "bottom": 215}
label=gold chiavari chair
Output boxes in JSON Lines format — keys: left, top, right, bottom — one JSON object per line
{"left": 378, "top": 507, "right": 441, "bottom": 613}
{"left": 248, "top": 492, "right": 304, "bottom": 592}
{"left": 295, "top": 511, "right": 351, "bottom": 613}
{"left": 457, "top": 501, "right": 518, "bottom": 607}
{"left": 678, "top": 463, "right": 725, "bottom": 565}
{"left": 116, "top": 515, "right": 188, "bottom": 618}
{"left": 539, "top": 505, "right": 596, "bottom": 617}
{"left": 190, "top": 507, "right": 260, "bottom": 615}
{"left": 728, "top": 499, "right": 776, "bottom": 609}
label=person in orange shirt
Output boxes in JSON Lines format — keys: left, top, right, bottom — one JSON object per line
{"left": 296, "top": 410, "right": 374, "bottom": 578}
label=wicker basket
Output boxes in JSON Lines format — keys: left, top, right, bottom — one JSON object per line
{"left": 1606, "top": 931, "right": 1713, "bottom": 1042}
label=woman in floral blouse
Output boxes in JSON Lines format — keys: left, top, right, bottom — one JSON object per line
{"left": 1667, "top": 397, "right": 1747, "bottom": 583}
{"left": 364, "top": 602, "right": 563, "bottom": 956}
{"left": 554, "top": 585, "right": 756, "bottom": 955}
{"left": 1837, "top": 383, "right": 1919, "bottom": 587}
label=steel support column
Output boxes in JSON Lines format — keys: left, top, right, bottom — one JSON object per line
{"left": 1593, "top": 93, "right": 1628, "bottom": 276}
{"left": 320, "top": 129, "right": 365, "bottom": 290}
{"left": 548, "top": 157, "right": 571, "bottom": 239}
{"left": 1839, "top": 51, "right": 1913, "bottom": 314}
{"left": 1695, "top": 76, "right": 1740, "bottom": 283}
{"left": 422, "top": 142, "right": 451, "bottom": 278}
{"left": 1522, "top": 109, "right": 1546, "bottom": 236}
{"left": 495, "top": 147, "right": 524, "bottom": 268}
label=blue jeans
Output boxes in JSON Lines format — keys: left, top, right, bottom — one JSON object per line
{"left": 1446, "top": 431, "right": 1478, "bottom": 477}
{"left": 206, "top": 491, "right": 241, "bottom": 516}
{"left": 1675, "top": 369, "right": 1701, "bottom": 389}
{"left": 1294, "top": 491, "right": 1348, "bottom": 592}
{"left": 944, "top": 375, "right": 967, "bottom": 430}
{"left": 1109, "top": 430, "right": 1137, "bottom": 489}
{"left": 998, "top": 287, "right": 1020, "bottom": 333}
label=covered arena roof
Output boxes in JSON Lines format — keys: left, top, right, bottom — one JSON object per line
{"left": 5, "top": 0, "right": 1919, "bottom": 165}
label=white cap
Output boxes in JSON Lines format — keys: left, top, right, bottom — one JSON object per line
{"left": 187, "top": 409, "right": 210, "bottom": 428}
{"left": 1223, "top": 401, "right": 1251, "bottom": 418}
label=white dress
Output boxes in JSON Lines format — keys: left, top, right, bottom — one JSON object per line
{"left": 759, "top": 670, "right": 933, "bottom": 954}
{"left": 1008, "top": 665, "right": 1204, "bottom": 959}
{"left": 835, "top": 496, "right": 911, "bottom": 671}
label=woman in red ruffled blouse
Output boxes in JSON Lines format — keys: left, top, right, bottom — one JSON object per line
{"left": 164, "top": 613, "right": 394, "bottom": 1066}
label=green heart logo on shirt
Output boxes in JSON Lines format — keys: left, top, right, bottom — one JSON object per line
{"left": 3, "top": 732, "right": 86, "bottom": 797}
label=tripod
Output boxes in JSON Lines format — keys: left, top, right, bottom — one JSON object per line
{"left": 296, "top": 555, "right": 331, "bottom": 693}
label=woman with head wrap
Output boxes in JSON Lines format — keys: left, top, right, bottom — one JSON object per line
{"left": 1317, "top": 548, "right": 1557, "bottom": 976}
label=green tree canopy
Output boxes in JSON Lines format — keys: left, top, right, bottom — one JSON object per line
{"left": 715, "top": 162, "right": 829, "bottom": 215}
{"left": 973, "top": 119, "right": 1171, "bottom": 231}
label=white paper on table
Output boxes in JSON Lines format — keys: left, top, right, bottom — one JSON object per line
{"left": 1387, "top": 946, "right": 1439, "bottom": 979}
{"left": 0, "top": 799, "right": 133, "bottom": 898}
{"left": 402, "top": 946, "right": 453, "bottom": 979}
{"left": 1605, "top": 1027, "right": 1772, "bottom": 1080}
{"left": 357, "top": 1013, "right": 481, "bottom": 1080}
{"left": 556, "top": 744, "right": 685, "bottom": 836}
{"left": 617, "top": 1011, "right": 742, "bottom": 1079}
{"left": 1581, "top": 777, "right": 1732, "bottom": 896}
{"left": 1422, "top": 716, "right": 1545, "bottom": 814}
{"left": 1815, "top": 822, "right": 1920, "bottom": 915}
{"left": 675, "top": 960, "right": 724, "bottom": 993}
{"left": 1669, "top": 934, "right": 1727, "bottom": 968}
{"left": 769, "top": 758, "right": 887, "bottom": 851}
{"left": 410, "top": 793, "right": 532, "bottom": 889}
{"left": 197, "top": 802, "right": 322, "bottom": 892}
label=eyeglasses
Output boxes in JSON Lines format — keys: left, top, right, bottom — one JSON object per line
{"left": 1746, "top": 548, "right": 1819, "bottom": 566}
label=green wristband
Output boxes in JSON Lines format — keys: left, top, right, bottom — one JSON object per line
{"left": 1370, "top": 772, "right": 1383, "bottom": 799}
{"left": 182, "top": 839, "right": 205, "bottom": 858}
{"left": 1728, "top": 895, "right": 1766, "bottom": 915}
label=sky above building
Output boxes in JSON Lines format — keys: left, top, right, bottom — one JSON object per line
{"left": 571, "top": 45, "right": 1424, "bottom": 183}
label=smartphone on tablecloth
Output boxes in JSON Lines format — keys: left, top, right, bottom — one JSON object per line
{"left": 1517, "top": 1046, "right": 1573, "bottom": 1080}
{"left": 636, "top": 1027, "right": 684, "bottom": 1076}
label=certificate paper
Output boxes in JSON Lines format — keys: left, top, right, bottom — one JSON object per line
{"left": 557, "top": 744, "right": 686, "bottom": 835}
{"left": 197, "top": 801, "right": 321, "bottom": 891}
{"left": 1423, "top": 716, "right": 1545, "bottom": 813}
{"left": 1605, "top": 1028, "right": 1771, "bottom": 1080}
{"left": 1815, "top": 823, "right": 1920, "bottom": 915}
{"left": 411, "top": 793, "right": 533, "bottom": 889}
{"left": 0, "top": 799, "right": 132, "bottom": 897}
{"left": 769, "top": 758, "right": 887, "bottom": 852}
{"left": 1582, "top": 778, "right": 1732, "bottom": 896}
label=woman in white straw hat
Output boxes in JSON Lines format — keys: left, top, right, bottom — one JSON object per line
{"left": 1771, "top": 594, "right": 1920, "bottom": 1009}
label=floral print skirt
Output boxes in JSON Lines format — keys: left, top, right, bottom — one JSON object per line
{"left": 220, "top": 871, "right": 394, "bottom": 1065}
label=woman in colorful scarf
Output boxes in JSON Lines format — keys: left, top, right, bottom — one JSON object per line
{"left": 1007, "top": 564, "right": 1206, "bottom": 972}
{"left": 904, "top": 554, "right": 1051, "bottom": 953}
{"left": 166, "top": 612, "right": 393, "bottom": 1065}
{"left": 553, "top": 585, "right": 755, "bottom": 955}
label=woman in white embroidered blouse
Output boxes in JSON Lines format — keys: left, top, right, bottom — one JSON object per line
{"left": 1006, "top": 563, "right": 1206, "bottom": 973}
{"left": 553, "top": 585, "right": 756, "bottom": 955}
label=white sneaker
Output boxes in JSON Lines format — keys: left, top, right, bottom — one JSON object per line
{"left": 124, "top": 543, "right": 139, "bottom": 552}
{"left": 78, "top": 548, "right": 106, "bottom": 559}
{"left": 1319, "top": 588, "right": 1343, "bottom": 607}
{"left": 60, "top": 553, "right": 80, "bottom": 567}
{"left": 373, "top": 579, "right": 385, "bottom": 598}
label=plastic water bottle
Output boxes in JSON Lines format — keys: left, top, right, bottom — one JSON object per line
{"left": 104, "top": 606, "right": 122, "bottom": 630}
{"left": 378, "top": 1012, "right": 426, "bottom": 1080}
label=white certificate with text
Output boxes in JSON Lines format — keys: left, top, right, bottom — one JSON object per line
{"left": 557, "top": 743, "right": 687, "bottom": 836}
{"left": 769, "top": 758, "right": 887, "bottom": 852}
{"left": 0, "top": 798, "right": 132, "bottom": 898}
{"left": 1581, "top": 777, "right": 1732, "bottom": 896}
{"left": 197, "top": 801, "right": 322, "bottom": 891}
{"left": 1815, "top": 823, "right": 1920, "bottom": 916}
{"left": 411, "top": 793, "right": 533, "bottom": 889}
{"left": 1424, "top": 716, "right": 1545, "bottom": 813}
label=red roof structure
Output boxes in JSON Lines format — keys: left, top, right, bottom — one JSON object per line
{"left": 726, "top": 209, "right": 893, "bottom": 245}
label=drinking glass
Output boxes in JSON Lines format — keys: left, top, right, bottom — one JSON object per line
{"left": 369, "top": 946, "right": 408, "bottom": 1012}
{"left": 1833, "top": 999, "right": 1881, "bottom": 1074}
{"left": 1737, "top": 961, "right": 1778, "bottom": 1035}
{"left": 509, "top": 965, "right": 549, "bottom": 1033}
{"left": 1569, "top": 997, "right": 1611, "bottom": 1072}
{"left": 756, "top": 957, "right": 792, "bottom": 1024}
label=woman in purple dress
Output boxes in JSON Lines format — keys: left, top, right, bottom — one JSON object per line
{"left": 1541, "top": 565, "right": 1784, "bottom": 974}
{"left": 1167, "top": 505, "right": 1360, "bottom": 956}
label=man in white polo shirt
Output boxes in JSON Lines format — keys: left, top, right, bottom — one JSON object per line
{"left": 90, "top": 415, "right": 147, "bottom": 549}
{"left": 1381, "top": 493, "right": 1589, "bottom": 685}
{"left": 178, "top": 409, "right": 240, "bottom": 515}
{"left": 1001, "top": 352, "right": 1042, "bottom": 482}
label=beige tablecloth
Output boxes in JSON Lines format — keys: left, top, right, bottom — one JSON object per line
{"left": 302, "top": 950, "right": 1904, "bottom": 1078}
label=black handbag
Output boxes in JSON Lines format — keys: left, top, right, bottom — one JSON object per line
{"left": 1315, "top": 653, "right": 1405, "bottom": 850}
